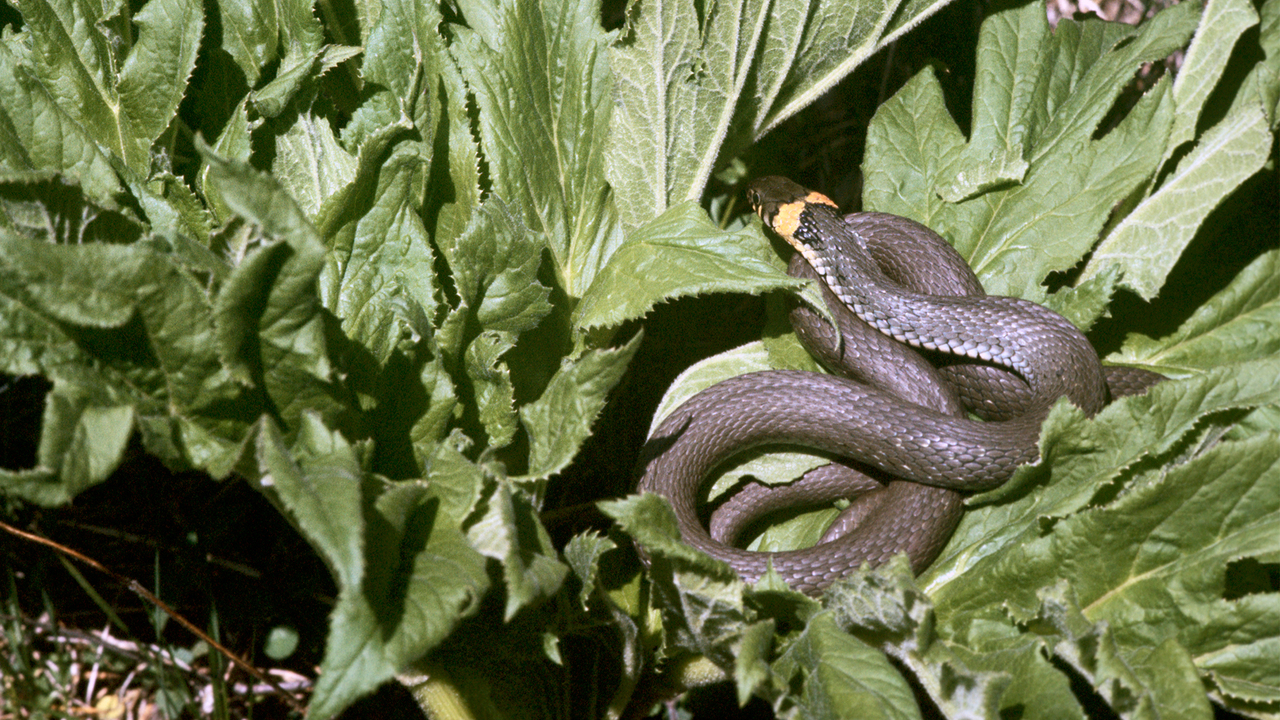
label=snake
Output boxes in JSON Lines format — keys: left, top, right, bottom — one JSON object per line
{"left": 635, "top": 176, "right": 1163, "bottom": 595}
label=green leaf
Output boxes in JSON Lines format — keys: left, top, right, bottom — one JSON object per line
{"left": 12, "top": 0, "right": 202, "bottom": 172}
{"left": 730, "top": 618, "right": 774, "bottom": 705}
{"left": 273, "top": 113, "right": 358, "bottom": 219}
{"left": 256, "top": 415, "right": 489, "bottom": 720}
{"left": 825, "top": 558, "right": 1011, "bottom": 719}
{"left": 0, "top": 231, "right": 243, "bottom": 481}
{"left": 467, "top": 477, "right": 569, "bottom": 620}
{"left": 116, "top": 0, "right": 203, "bottom": 150}
{"left": 215, "top": 0, "right": 282, "bottom": 86}
{"left": 935, "top": 3, "right": 1046, "bottom": 200}
{"left": 198, "top": 140, "right": 325, "bottom": 256}
{"left": 947, "top": 639, "right": 1087, "bottom": 720}
{"left": 124, "top": 173, "right": 219, "bottom": 277}
{"left": 243, "top": 0, "right": 333, "bottom": 120}
{"left": 341, "top": 0, "right": 440, "bottom": 152}
{"left": 756, "top": 0, "right": 961, "bottom": 137}
{"left": 12, "top": 0, "right": 140, "bottom": 168}
{"left": 198, "top": 99, "right": 252, "bottom": 222}
{"left": 465, "top": 330, "right": 519, "bottom": 449}
{"left": 563, "top": 531, "right": 616, "bottom": 610}
{"left": 405, "top": 359, "right": 460, "bottom": 469}
{"left": 573, "top": 203, "right": 803, "bottom": 332}
{"left": 604, "top": 0, "right": 770, "bottom": 230}
{"left": 441, "top": 197, "right": 553, "bottom": 344}
{"left": 213, "top": 237, "right": 345, "bottom": 448}
{"left": 1199, "top": 631, "right": 1280, "bottom": 704}
{"left": 599, "top": 493, "right": 749, "bottom": 668}
{"left": 861, "top": 66, "right": 966, "bottom": 230}
{"left": 1165, "top": 0, "right": 1261, "bottom": 154}
{"left": 926, "top": 399, "right": 1280, "bottom": 713}
{"left": 436, "top": 196, "right": 554, "bottom": 448}
{"left": 319, "top": 143, "right": 438, "bottom": 364}
{"left": 605, "top": 0, "right": 961, "bottom": 230}
{"left": 1080, "top": 92, "right": 1273, "bottom": 300}
{"left": 771, "top": 612, "right": 921, "bottom": 719}
{"left": 0, "top": 19, "right": 119, "bottom": 203}
{"left": 1044, "top": 262, "right": 1121, "bottom": 333}
{"left": 422, "top": 433, "right": 488, "bottom": 522}
{"left": 452, "top": 0, "right": 623, "bottom": 298}
{"left": 202, "top": 146, "right": 347, "bottom": 446}
{"left": 1029, "top": 584, "right": 1213, "bottom": 720}
{"left": 0, "top": 379, "right": 134, "bottom": 506}
{"left": 256, "top": 414, "right": 366, "bottom": 591}
{"left": 0, "top": 260, "right": 94, "bottom": 378}
{"left": 519, "top": 333, "right": 642, "bottom": 481}
{"left": 1109, "top": 248, "right": 1280, "bottom": 374}
{"left": 1070, "top": 435, "right": 1280, "bottom": 698}
{"left": 925, "top": 356, "right": 1280, "bottom": 598}
{"left": 428, "top": 55, "right": 482, "bottom": 255}
{"left": 864, "top": 1, "right": 1198, "bottom": 301}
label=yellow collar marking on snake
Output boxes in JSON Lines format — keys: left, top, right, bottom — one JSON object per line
{"left": 768, "top": 192, "right": 839, "bottom": 276}
{"left": 769, "top": 191, "right": 837, "bottom": 238}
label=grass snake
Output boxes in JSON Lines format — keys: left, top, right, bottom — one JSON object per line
{"left": 635, "top": 176, "right": 1162, "bottom": 595}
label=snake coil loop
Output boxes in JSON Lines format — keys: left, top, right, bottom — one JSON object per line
{"left": 635, "top": 176, "right": 1162, "bottom": 595}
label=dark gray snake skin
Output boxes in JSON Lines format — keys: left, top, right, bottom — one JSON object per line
{"left": 635, "top": 176, "right": 1162, "bottom": 595}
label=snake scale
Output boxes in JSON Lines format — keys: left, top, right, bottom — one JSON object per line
{"left": 635, "top": 176, "right": 1163, "bottom": 595}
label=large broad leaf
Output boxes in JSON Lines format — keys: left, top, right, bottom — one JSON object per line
{"left": 574, "top": 202, "right": 805, "bottom": 332}
{"left": 202, "top": 144, "right": 348, "bottom": 447}
{"left": 255, "top": 415, "right": 489, "bottom": 720}
{"left": 1078, "top": 0, "right": 1277, "bottom": 299}
{"left": 1108, "top": 249, "right": 1280, "bottom": 374}
{"left": 864, "top": 0, "right": 1200, "bottom": 302}
{"left": 311, "top": 0, "right": 446, "bottom": 367}
{"left": 0, "top": 230, "right": 241, "bottom": 501}
{"left": 451, "top": 0, "right": 624, "bottom": 299}
{"left": 434, "top": 196, "right": 554, "bottom": 450}
{"left": 604, "top": 0, "right": 960, "bottom": 231}
{"left": 0, "top": 31, "right": 119, "bottom": 204}
{"left": 319, "top": 143, "right": 438, "bottom": 365}
{"left": 8, "top": 0, "right": 202, "bottom": 174}
{"left": 600, "top": 492, "right": 752, "bottom": 668}
{"left": 770, "top": 612, "right": 923, "bottom": 720}
{"left": 519, "top": 333, "right": 643, "bottom": 481}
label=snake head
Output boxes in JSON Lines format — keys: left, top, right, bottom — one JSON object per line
{"left": 747, "top": 176, "right": 838, "bottom": 239}
{"left": 747, "top": 176, "right": 842, "bottom": 270}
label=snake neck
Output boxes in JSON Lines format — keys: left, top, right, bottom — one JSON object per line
{"left": 784, "top": 204, "right": 1106, "bottom": 415}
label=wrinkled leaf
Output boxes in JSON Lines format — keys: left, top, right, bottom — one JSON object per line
{"left": 605, "top": 0, "right": 960, "bottom": 230}
{"left": 256, "top": 415, "right": 489, "bottom": 720}
{"left": 864, "top": 1, "right": 1199, "bottom": 301}
{"left": 771, "top": 612, "right": 921, "bottom": 720}
{"left": 452, "top": 0, "right": 623, "bottom": 297}
{"left": 1108, "top": 248, "right": 1280, "bottom": 374}
{"left": 574, "top": 203, "right": 803, "bottom": 332}
{"left": 1081, "top": 96, "right": 1273, "bottom": 299}
{"left": 519, "top": 334, "right": 642, "bottom": 481}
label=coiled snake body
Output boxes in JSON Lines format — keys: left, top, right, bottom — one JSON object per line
{"left": 636, "top": 177, "right": 1162, "bottom": 595}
